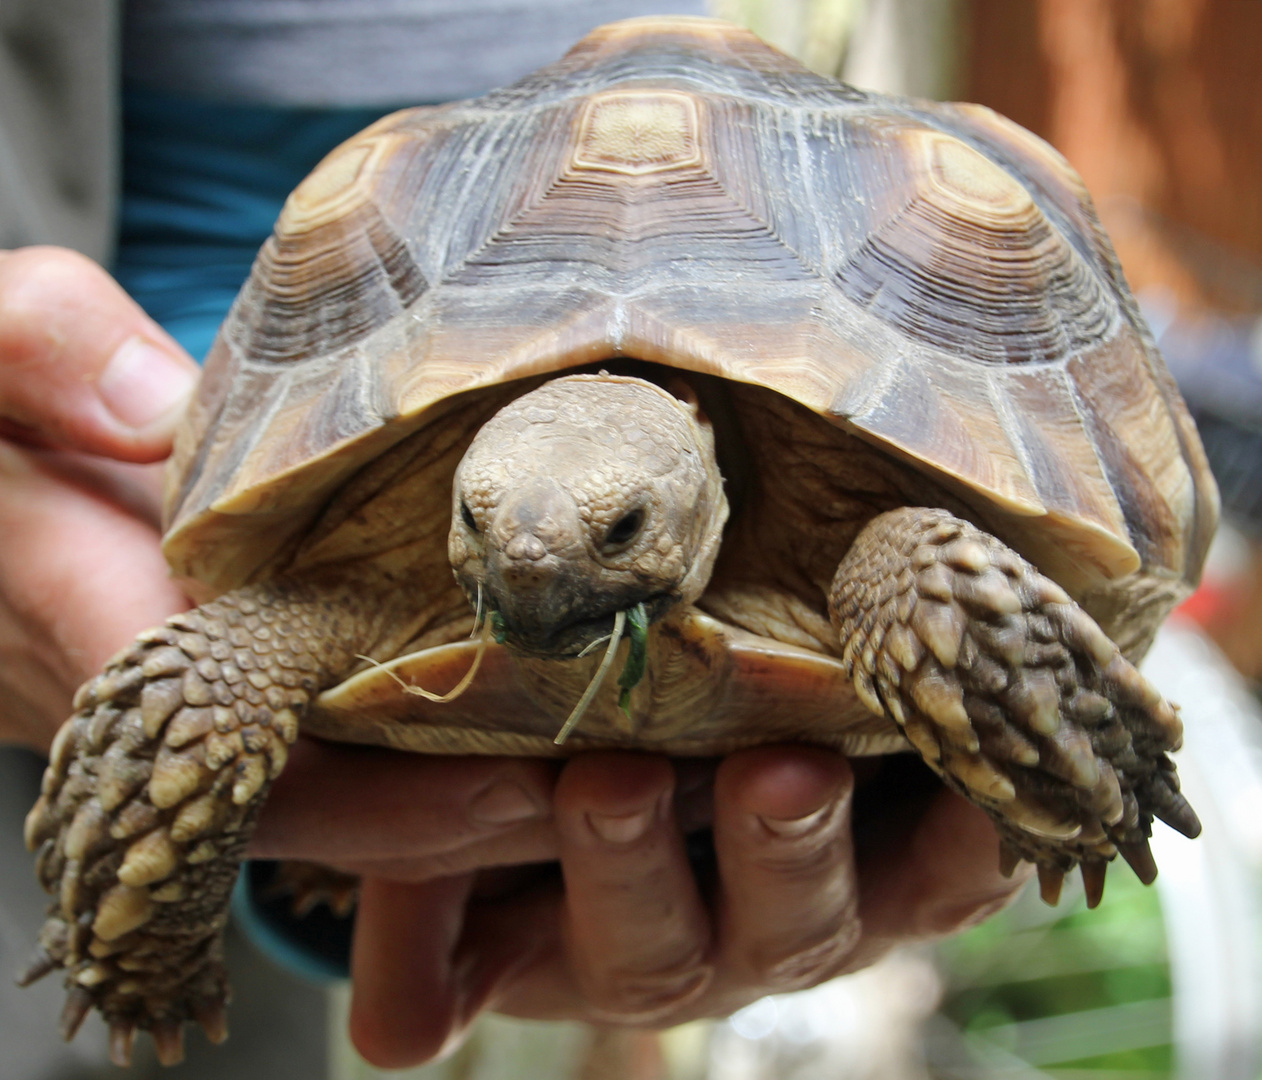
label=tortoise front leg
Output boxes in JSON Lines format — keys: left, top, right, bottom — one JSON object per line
{"left": 829, "top": 507, "right": 1201, "bottom": 906}
{"left": 22, "top": 579, "right": 374, "bottom": 1066}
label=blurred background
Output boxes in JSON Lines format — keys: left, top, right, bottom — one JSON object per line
{"left": 367, "top": 3, "right": 1262, "bottom": 1077}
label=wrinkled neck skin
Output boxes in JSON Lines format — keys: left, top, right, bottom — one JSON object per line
{"left": 448, "top": 373, "right": 729, "bottom": 657}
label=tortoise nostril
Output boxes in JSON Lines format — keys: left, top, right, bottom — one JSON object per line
{"left": 505, "top": 534, "right": 548, "bottom": 562}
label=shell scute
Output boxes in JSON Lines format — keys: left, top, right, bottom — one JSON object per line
{"left": 1067, "top": 335, "right": 1203, "bottom": 578}
{"left": 935, "top": 102, "right": 1123, "bottom": 294}
{"left": 833, "top": 121, "right": 1116, "bottom": 366}
{"left": 445, "top": 95, "right": 818, "bottom": 293}
{"left": 226, "top": 123, "right": 434, "bottom": 366}
{"left": 839, "top": 353, "right": 1047, "bottom": 519}
{"left": 573, "top": 90, "right": 702, "bottom": 174}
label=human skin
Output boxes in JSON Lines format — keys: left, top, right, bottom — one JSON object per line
{"left": 0, "top": 245, "right": 1028, "bottom": 1068}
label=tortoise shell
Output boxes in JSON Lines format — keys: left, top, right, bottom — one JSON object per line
{"left": 163, "top": 16, "right": 1217, "bottom": 644}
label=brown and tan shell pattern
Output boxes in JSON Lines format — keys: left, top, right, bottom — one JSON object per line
{"left": 163, "top": 16, "right": 1217, "bottom": 611}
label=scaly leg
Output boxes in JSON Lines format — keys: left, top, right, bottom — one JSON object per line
{"left": 22, "top": 579, "right": 374, "bottom": 1065}
{"left": 830, "top": 508, "right": 1200, "bottom": 907}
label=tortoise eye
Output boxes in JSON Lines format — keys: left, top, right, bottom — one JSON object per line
{"left": 603, "top": 509, "right": 644, "bottom": 549}
{"left": 461, "top": 501, "right": 478, "bottom": 532}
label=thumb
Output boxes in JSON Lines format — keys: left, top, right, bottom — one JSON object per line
{"left": 0, "top": 246, "right": 199, "bottom": 462}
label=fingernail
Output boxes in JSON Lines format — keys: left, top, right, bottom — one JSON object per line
{"left": 759, "top": 803, "right": 832, "bottom": 837}
{"left": 470, "top": 780, "right": 544, "bottom": 826}
{"left": 588, "top": 805, "right": 655, "bottom": 844}
{"left": 98, "top": 337, "right": 196, "bottom": 431}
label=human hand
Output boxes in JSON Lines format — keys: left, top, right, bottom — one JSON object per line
{"left": 0, "top": 246, "right": 198, "bottom": 750}
{"left": 341, "top": 745, "right": 1030, "bottom": 1069}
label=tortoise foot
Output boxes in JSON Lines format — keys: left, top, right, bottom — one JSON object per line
{"left": 831, "top": 507, "right": 1200, "bottom": 901}
{"left": 58, "top": 954, "right": 230, "bottom": 1067}
{"left": 267, "top": 860, "right": 360, "bottom": 918}
{"left": 22, "top": 583, "right": 332, "bottom": 1063}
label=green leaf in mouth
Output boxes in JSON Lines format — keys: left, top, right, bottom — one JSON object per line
{"left": 617, "top": 602, "right": 650, "bottom": 717}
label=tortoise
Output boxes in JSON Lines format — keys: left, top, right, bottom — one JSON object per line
{"left": 23, "top": 14, "right": 1216, "bottom": 1067}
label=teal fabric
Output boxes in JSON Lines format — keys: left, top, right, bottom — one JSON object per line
{"left": 114, "top": 86, "right": 395, "bottom": 360}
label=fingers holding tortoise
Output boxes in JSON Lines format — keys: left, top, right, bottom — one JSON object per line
{"left": 0, "top": 247, "right": 197, "bottom": 459}
{"left": 348, "top": 747, "right": 1032, "bottom": 1071}
{"left": 554, "top": 753, "right": 713, "bottom": 1021}
{"left": 464, "top": 748, "right": 862, "bottom": 1030}
{"left": 0, "top": 249, "right": 199, "bottom": 750}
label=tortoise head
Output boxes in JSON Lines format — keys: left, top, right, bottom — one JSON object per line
{"left": 449, "top": 373, "right": 728, "bottom": 656}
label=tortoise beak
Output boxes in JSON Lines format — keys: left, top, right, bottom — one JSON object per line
{"left": 471, "top": 571, "right": 676, "bottom": 658}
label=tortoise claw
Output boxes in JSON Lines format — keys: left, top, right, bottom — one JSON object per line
{"left": 1154, "top": 790, "right": 1202, "bottom": 839}
{"left": 1118, "top": 839, "right": 1158, "bottom": 885}
{"left": 16, "top": 948, "right": 57, "bottom": 987}
{"left": 998, "top": 841, "right": 1023, "bottom": 878}
{"left": 59, "top": 986, "right": 92, "bottom": 1042}
{"left": 1081, "top": 860, "right": 1107, "bottom": 908}
{"left": 267, "top": 861, "right": 360, "bottom": 919}
{"left": 152, "top": 1020, "right": 186, "bottom": 1066}
{"left": 1037, "top": 863, "right": 1064, "bottom": 905}
{"left": 109, "top": 1019, "right": 136, "bottom": 1067}
{"left": 193, "top": 998, "right": 229, "bottom": 1044}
